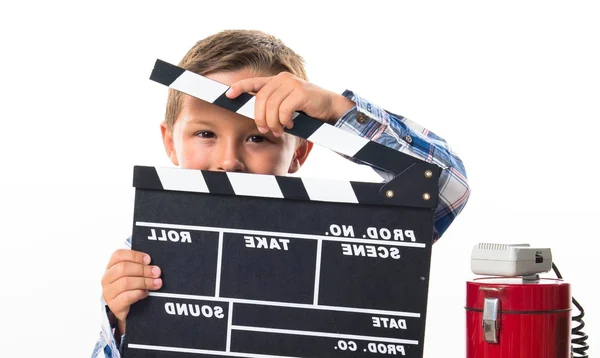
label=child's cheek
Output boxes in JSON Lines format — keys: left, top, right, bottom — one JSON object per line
{"left": 179, "top": 142, "right": 212, "bottom": 170}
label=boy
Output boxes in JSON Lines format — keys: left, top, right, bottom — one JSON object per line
{"left": 92, "top": 29, "right": 470, "bottom": 357}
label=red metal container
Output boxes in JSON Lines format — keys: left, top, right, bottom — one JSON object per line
{"left": 466, "top": 277, "right": 571, "bottom": 358}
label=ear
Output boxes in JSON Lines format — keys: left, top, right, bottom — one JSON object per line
{"left": 288, "top": 139, "right": 313, "bottom": 174}
{"left": 160, "top": 121, "right": 179, "bottom": 166}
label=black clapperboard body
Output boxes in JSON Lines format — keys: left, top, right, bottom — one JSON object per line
{"left": 124, "top": 60, "right": 441, "bottom": 358}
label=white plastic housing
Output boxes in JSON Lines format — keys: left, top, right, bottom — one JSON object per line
{"left": 471, "top": 243, "right": 552, "bottom": 276}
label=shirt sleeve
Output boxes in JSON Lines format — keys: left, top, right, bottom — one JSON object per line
{"left": 334, "top": 90, "right": 471, "bottom": 243}
{"left": 90, "top": 299, "right": 123, "bottom": 358}
{"left": 91, "top": 237, "right": 132, "bottom": 357}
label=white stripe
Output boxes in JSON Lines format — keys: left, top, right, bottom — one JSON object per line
{"left": 170, "top": 70, "right": 227, "bottom": 103}
{"left": 236, "top": 98, "right": 298, "bottom": 121}
{"left": 215, "top": 232, "right": 223, "bottom": 297}
{"left": 226, "top": 301, "right": 233, "bottom": 352}
{"left": 232, "top": 325, "right": 419, "bottom": 345}
{"left": 155, "top": 167, "right": 209, "bottom": 193}
{"left": 227, "top": 172, "right": 283, "bottom": 198}
{"left": 236, "top": 96, "right": 256, "bottom": 119}
{"left": 127, "top": 344, "right": 300, "bottom": 358}
{"left": 313, "top": 240, "right": 322, "bottom": 305}
{"left": 301, "top": 177, "right": 358, "bottom": 203}
{"left": 307, "top": 124, "right": 370, "bottom": 157}
{"left": 136, "top": 221, "right": 426, "bottom": 248}
{"left": 148, "top": 292, "right": 421, "bottom": 317}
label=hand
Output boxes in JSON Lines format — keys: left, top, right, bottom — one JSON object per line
{"left": 101, "top": 249, "right": 162, "bottom": 333}
{"left": 226, "top": 72, "right": 354, "bottom": 137}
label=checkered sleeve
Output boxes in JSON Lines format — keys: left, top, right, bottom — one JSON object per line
{"left": 334, "top": 90, "right": 471, "bottom": 242}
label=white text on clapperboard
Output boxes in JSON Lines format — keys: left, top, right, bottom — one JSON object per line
{"left": 145, "top": 222, "right": 417, "bottom": 356}
{"left": 148, "top": 224, "right": 415, "bottom": 260}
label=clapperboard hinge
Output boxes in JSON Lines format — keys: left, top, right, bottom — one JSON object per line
{"left": 148, "top": 59, "right": 440, "bottom": 209}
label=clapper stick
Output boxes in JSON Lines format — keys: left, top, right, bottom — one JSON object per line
{"left": 148, "top": 60, "right": 440, "bottom": 208}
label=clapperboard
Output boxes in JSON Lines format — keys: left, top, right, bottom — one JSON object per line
{"left": 124, "top": 59, "right": 441, "bottom": 358}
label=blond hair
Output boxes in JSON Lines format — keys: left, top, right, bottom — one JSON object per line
{"left": 164, "top": 29, "right": 307, "bottom": 130}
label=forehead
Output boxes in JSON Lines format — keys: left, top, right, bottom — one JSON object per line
{"left": 207, "top": 68, "right": 266, "bottom": 87}
{"left": 177, "top": 94, "right": 253, "bottom": 128}
{"left": 176, "top": 68, "right": 268, "bottom": 127}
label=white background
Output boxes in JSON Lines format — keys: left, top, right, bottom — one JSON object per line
{"left": 0, "top": 1, "right": 598, "bottom": 357}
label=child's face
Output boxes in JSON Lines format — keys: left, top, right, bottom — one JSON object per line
{"left": 161, "top": 69, "right": 311, "bottom": 175}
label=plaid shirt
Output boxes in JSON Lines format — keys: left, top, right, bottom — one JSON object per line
{"left": 91, "top": 90, "right": 471, "bottom": 357}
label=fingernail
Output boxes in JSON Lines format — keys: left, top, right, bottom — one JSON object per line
{"left": 226, "top": 88, "right": 233, "bottom": 97}
{"left": 258, "top": 126, "right": 268, "bottom": 133}
{"left": 154, "top": 278, "right": 162, "bottom": 287}
{"left": 152, "top": 266, "right": 161, "bottom": 276}
{"left": 143, "top": 255, "right": 151, "bottom": 264}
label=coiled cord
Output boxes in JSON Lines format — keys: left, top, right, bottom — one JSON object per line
{"left": 552, "top": 263, "right": 589, "bottom": 358}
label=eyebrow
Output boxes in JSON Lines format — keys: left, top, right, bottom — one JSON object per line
{"left": 185, "top": 117, "right": 216, "bottom": 126}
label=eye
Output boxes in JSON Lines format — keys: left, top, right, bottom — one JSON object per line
{"left": 247, "top": 135, "right": 266, "bottom": 143}
{"left": 195, "top": 131, "right": 215, "bottom": 138}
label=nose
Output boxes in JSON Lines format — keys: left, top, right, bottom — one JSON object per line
{"left": 215, "top": 142, "right": 245, "bottom": 172}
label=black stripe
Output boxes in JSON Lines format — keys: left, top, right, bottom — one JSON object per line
{"left": 212, "top": 91, "right": 253, "bottom": 112}
{"left": 276, "top": 176, "right": 310, "bottom": 201}
{"left": 350, "top": 182, "right": 383, "bottom": 205}
{"left": 202, "top": 171, "right": 235, "bottom": 195}
{"left": 284, "top": 112, "right": 324, "bottom": 140}
{"left": 353, "top": 142, "right": 418, "bottom": 174}
{"left": 149, "top": 59, "right": 186, "bottom": 86}
{"left": 133, "top": 166, "right": 164, "bottom": 190}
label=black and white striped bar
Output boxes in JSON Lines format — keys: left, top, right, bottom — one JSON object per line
{"left": 149, "top": 59, "right": 435, "bottom": 176}
{"left": 133, "top": 165, "right": 436, "bottom": 209}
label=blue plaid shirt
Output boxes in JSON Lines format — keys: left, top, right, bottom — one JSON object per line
{"left": 91, "top": 90, "right": 471, "bottom": 357}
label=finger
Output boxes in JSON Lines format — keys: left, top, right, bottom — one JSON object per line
{"left": 254, "top": 80, "right": 283, "bottom": 134}
{"left": 226, "top": 77, "right": 271, "bottom": 98}
{"left": 104, "top": 276, "right": 163, "bottom": 300}
{"left": 279, "top": 89, "right": 305, "bottom": 130}
{"left": 106, "top": 249, "right": 151, "bottom": 270}
{"left": 108, "top": 289, "right": 150, "bottom": 320}
{"left": 266, "top": 86, "right": 294, "bottom": 136}
{"left": 102, "top": 261, "right": 161, "bottom": 286}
